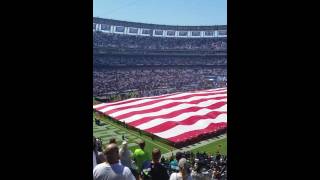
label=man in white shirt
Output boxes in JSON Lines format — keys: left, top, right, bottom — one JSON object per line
{"left": 93, "top": 143, "right": 136, "bottom": 180}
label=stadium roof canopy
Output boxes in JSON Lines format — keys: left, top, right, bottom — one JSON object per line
{"left": 93, "top": 17, "right": 227, "bottom": 31}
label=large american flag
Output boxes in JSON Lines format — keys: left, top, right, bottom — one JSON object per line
{"left": 93, "top": 88, "right": 227, "bottom": 143}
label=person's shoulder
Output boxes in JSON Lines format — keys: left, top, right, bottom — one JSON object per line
{"left": 123, "top": 166, "right": 133, "bottom": 175}
{"left": 123, "top": 165, "right": 130, "bottom": 170}
{"left": 94, "top": 163, "right": 108, "bottom": 172}
{"left": 169, "top": 172, "right": 179, "bottom": 180}
{"left": 169, "top": 172, "right": 177, "bottom": 177}
{"left": 133, "top": 148, "right": 140, "bottom": 153}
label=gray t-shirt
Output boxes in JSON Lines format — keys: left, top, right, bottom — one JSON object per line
{"left": 119, "top": 148, "right": 133, "bottom": 169}
{"left": 93, "top": 162, "right": 136, "bottom": 180}
{"left": 169, "top": 172, "right": 192, "bottom": 180}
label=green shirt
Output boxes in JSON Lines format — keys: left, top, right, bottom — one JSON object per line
{"left": 133, "top": 148, "right": 149, "bottom": 172}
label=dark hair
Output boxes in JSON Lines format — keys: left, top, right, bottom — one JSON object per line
{"left": 195, "top": 163, "right": 201, "bottom": 173}
{"left": 109, "top": 138, "right": 116, "bottom": 144}
{"left": 137, "top": 140, "right": 145, "bottom": 149}
{"left": 97, "top": 139, "right": 103, "bottom": 152}
{"left": 176, "top": 152, "right": 183, "bottom": 161}
{"left": 169, "top": 156, "right": 174, "bottom": 161}
{"left": 152, "top": 148, "right": 161, "bottom": 161}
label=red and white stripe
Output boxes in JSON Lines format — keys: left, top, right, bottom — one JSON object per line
{"left": 93, "top": 88, "right": 227, "bottom": 143}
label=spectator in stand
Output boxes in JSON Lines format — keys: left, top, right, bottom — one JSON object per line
{"left": 169, "top": 156, "right": 178, "bottom": 171}
{"left": 119, "top": 141, "right": 133, "bottom": 168}
{"left": 93, "top": 143, "right": 136, "bottom": 180}
{"left": 190, "top": 161, "right": 208, "bottom": 180}
{"left": 133, "top": 140, "right": 150, "bottom": 173}
{"left": 93, "top": 66, "right": 227, "bottom": 98}
{"left": 96, "top": 138, "right": 106, "bottom": 164}
{"left": 160, "top": 156, "right": 166, "bottom": 164}
{"left": 93, "top": 32, "right": 227, "bottom": 51}
{"left": 141, "top": 148, "right": 169, "bottom": 180}
{"left": 97, "top": 151, "right": 106, "bottom": 164}
{"left": 212, "top": 166, "right": 221, "bottom": 180}
{"left": 215, "top": 151, "right": 221, "bottom": 162}
{"left": 176, "top": 152, "right": 184, "bottom": 162}
{"left": 170, "top": 158, "right": 192, "bottom": 180}
{"left": 119, "top": 141, "right": 138, "bottom": 179}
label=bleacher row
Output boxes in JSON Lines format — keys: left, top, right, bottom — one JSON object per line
{"left": 93, "top": 32, "right": 227, "bottom": 51}
{"left": 93, "top": 55, "right": 226, "bottom": 67}
{"left": 93, "top": 67, "right": 227, "bottom": 98}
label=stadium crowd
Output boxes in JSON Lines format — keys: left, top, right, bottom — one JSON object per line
{"left": 93, "top": 32, "right": 227, "bottom": 51}
{"left": 94, "top": 55, "right": 227, "bottom": 67}
{"left": 93, "top": 67, "right": 227, "bottom": 97}
{"left": 93, "top": 137, "right": 227, "bottom": 180}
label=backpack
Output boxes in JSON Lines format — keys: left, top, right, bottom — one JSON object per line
{"left": 141, "top": 161, "right": 153, "bottom": 180}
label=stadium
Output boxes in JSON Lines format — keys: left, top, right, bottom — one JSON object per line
{"left": 93, "top": 15, "right": 227, "bottom": 179}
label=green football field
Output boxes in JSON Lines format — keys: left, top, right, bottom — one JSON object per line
{"left": 93, "top": 113, "right": 175, "bottom": 154}
{"left": 93, "top": 112, "right": 227, "bottom": 158}
{"left": 190, "top": 138, "right": 227, "bottom": 155}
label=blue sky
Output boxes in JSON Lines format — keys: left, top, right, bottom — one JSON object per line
{"left": 93, "top": 0, "right": 227, "bottom": 26}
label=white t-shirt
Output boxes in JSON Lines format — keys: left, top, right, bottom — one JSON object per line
{"left": 93, "top": 162, "right": 136, "bottom": 180}
{"left": 169, "top": 172, "right": 192, "bottom": 180}
{"left": 93, "top": 151, "right": 97, "bottom": 169}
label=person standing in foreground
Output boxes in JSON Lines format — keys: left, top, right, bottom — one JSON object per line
{"left": 119, "top": 141, "right": 139, "bottom": 179}
{"left": 93, "top": 143, "right": 136, "bottom": 180}
{"left": 141, "top": 148, "right": 169, "bottom": 180}
{"left": 169, "top": 158, "right": 192, "bottom": 180}
{"left": 119, "top": 141, "right": 132, "bottom": 168}
{"left": 133, "top": 140, "right": 150, "bottom": 173}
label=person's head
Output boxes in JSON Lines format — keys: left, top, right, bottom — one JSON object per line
{"left": 170, "top": 156, "right": 174, "bottom": 162}
{"left": 160, "top": 156, "right": 165, "bottom": 163}
{"left": 119, "top": 141, "right": 129, "bottom": 160}
{"left": 152, "top": 148, "right": 161, "bottom": 163}
{"left": 98, "top": 151, "right": 107, "bottom": 163}
{"left": 194, "top": 162, "right": 201, "bottom": 173}
{"left": 176, "top": 152, "right": 183, "bottom": 161}
{"left": 109, "top": 138, "right": 116, "bottom": 144}
{"left": 104, "top": 143, "right": 120, "bottom": 164}
{"left": 137, "top": 139, "right": 145, "bottom": 149}
{"left": 178, "top": 158, "right": 189, "bottom": 178}
{"left": 122, "top": 141, "right": 128, "bottom": 149}
{"left": 119, "top": 141, "right": 128, "bottom": 154}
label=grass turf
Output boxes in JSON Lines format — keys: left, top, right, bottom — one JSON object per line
{"left": 190, "top": 138, "right": 227, "bottom": 155}
{"left": 93, "top": 113, "right": 175, "bottom": 158}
